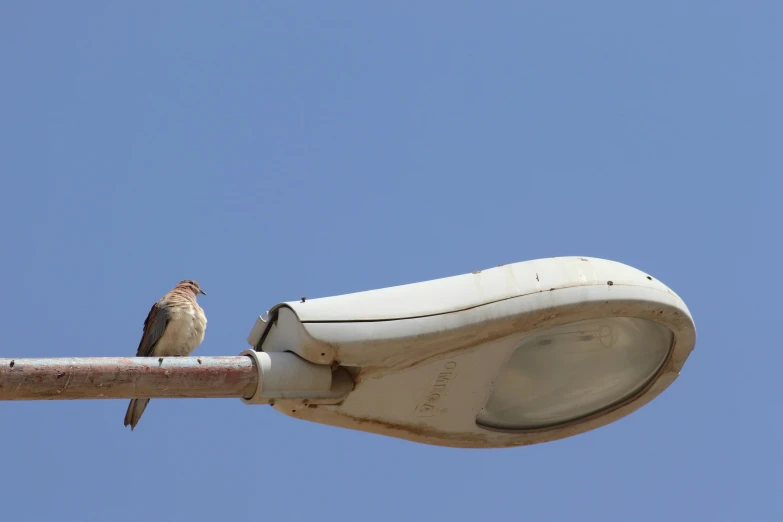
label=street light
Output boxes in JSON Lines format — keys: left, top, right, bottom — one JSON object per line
{"left": 0, "top": 256, "right": 694, "bottom": 449}
{"left": 241, "top": 256, "right": 695, "bottom": 448}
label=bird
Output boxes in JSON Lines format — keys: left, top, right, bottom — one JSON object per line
{"left": 124, "top": 279, "right": 207, "bottom": 430}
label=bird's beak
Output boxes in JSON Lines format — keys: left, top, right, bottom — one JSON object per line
{"left": 200, "top": 289, "right": 207, "bottom": 296}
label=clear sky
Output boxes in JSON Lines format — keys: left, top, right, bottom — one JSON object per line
{"left": 0, "top": 3, "right": 780, "bottom": 521}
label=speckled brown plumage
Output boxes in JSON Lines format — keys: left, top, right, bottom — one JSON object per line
{"left": 124, "top": 280, "right": 207, "bottom": 430}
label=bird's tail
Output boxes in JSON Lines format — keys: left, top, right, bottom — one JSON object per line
{"left": 124, "top": 398, "right": 150, "bottom": 430}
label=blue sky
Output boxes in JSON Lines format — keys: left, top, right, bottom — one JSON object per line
{"left": 0, "top": 2, "right": 780, "bottom": 521}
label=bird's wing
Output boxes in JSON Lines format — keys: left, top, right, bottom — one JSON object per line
{"left": 136, "top": 301, "right": 171, "bottom": 357}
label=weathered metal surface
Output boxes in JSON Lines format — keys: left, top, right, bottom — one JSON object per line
{"left": 0, "top": 356, "right": 258, "bottom": 400}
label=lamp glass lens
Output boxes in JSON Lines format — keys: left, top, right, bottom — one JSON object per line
{"left": 476, "top": 317, "right": 672, "bottom": 430}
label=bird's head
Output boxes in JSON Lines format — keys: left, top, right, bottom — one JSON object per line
{"left": 177, "top": 279, "right": 207, "bottom": 296}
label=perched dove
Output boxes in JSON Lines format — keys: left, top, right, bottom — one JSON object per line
{"left": 124, "top": 279, "right": 207, "bottom": 430}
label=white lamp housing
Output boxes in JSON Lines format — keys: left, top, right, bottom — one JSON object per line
{"left": 243, "top": 257, "right": 696, "bottom": 449}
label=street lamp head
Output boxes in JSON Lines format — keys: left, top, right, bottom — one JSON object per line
{"left": 243, "top": 257, "right": 695, "bottom": 449}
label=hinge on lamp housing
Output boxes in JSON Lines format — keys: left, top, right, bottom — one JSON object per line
{"left": 246, "top": 313, "right": 272, "bottom": 350}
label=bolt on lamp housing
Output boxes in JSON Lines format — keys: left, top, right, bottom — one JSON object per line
{"left": 243, "top": 257, "right": 695, "bottom": 449}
